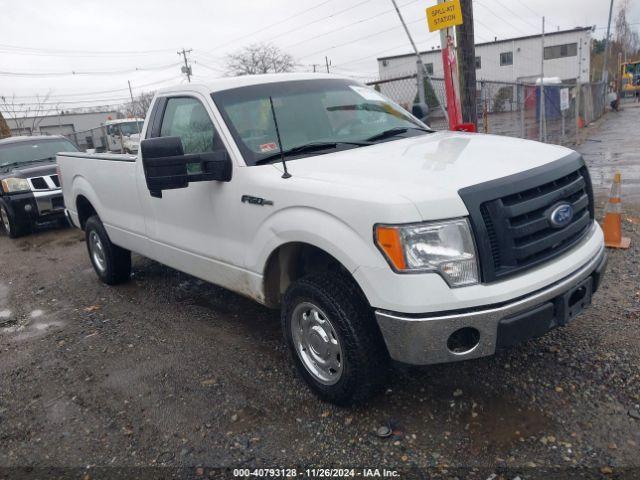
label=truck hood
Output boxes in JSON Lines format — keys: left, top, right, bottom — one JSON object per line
{"left": 282, "top": 131, "right": 574, "bottom": 220}
{"left": 0, "top": 160, "right": 57, "bottom": 180}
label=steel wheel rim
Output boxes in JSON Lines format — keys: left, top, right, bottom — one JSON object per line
{"left": 291, "top": 302, "right": 343, "bottom": 385}
{"left": 89, "top": 231, "right": 107, "bottom": 273}
{"left": 0, "top": 207, "right": 10, "bottom": 233}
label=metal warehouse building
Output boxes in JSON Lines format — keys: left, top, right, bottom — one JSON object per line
{"left": 5, "top": 110, "right": 119, "bottom": 149}
{"left": 378, "top": 27, "right": 592, "bottom": 84}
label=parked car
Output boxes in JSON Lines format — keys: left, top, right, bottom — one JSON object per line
{"left": 58, "top": 73, "right": 607, "bottom": 404}
{"left": 0, "top": 135, "right": 79, "bottom": 238}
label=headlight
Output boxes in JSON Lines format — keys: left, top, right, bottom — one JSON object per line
{"left": 1, "top": 177, "right": 30, "bottom": 193}
{"left": 375, "top": 218, "right": 479, "bottom": 287}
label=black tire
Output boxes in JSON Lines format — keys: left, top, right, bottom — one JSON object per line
{"left": 282, "top": 272, "right": 389, "bottom": 405}
{"left": 0, "top": 200, "right": 30, "bottom": 238}
{"left": 85, "top": 215, "right": 131, "bottom": 285}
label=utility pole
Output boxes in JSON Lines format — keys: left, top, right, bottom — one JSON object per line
{"left": 540, "top": 16, "right": 546, "bottom": 142}
{"left": 127, "top": 80, "right": 141, "bottom": 134}
{"left": 602, "top": 0, "right": 615, "bottom": 112}
{"left": 325, "top": 56, "right": 331, "bottom": 73}
{"left": 455, "top": 0, "right": 477, "bottom": 127}
{"left": 389, "top": 0, "right": 448, "bottom": 122}
{"left": 177, "top": 48, "right": 193, "bottom": 82}
{"left": 602, "top": 0, "right": 615, "bottom": 84}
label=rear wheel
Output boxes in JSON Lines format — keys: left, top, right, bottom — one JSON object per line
{"left": 85, "top": 215, "right": 131, "bottom": 285}
{"left": 282, "top": 273, "right": 389, "bottom": 405}
{"left": 0, "top": 201, "right": 30, "bottom": 238}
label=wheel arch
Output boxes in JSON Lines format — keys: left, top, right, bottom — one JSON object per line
{"left": 75, "top": 194, "right": 97, "bottom": 230}
{"left": 262, "top": 241, "right": 369, "bottom": 308}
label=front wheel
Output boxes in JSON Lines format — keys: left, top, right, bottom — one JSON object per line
{"left": 85, "top": 215, "right": 131, "bottom": 285}
{"left": 0, "top": 201, "right": 30, "bottom": 238}
{"left": 282, "top": 273, "right": 389, "bottom": 405}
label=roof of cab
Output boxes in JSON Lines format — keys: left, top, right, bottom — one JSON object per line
{"left": 156, "top": 72, "right": 348, "bottom": 95}
{"left": 0, "top": 135, "right": 67, "bottom": 146}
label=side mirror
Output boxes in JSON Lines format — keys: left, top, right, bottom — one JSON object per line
{"left": 140, "top": 136, "right": 232, "bottom": 198}
{"left": 411, "top": 103, "right": 429, "bottom": 122}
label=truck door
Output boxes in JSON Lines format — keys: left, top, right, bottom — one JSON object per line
{"left": 136, "top": 94, "right": 247, "bottom": 290}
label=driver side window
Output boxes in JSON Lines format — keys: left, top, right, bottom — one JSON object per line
{"left": 160, "top": 97, "right": 226, "bottom": 154}
{"left": 160, "top": 97, "right": 226, "bottom": 173}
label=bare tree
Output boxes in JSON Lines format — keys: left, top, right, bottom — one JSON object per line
{"left": 592, "top": 0, "right": 640, "bottom": 81}
{"left": 136, "top": 92, "right": 155, "bottom": 117}
{"left": 29, "top": 92, "right": 56, "bottom": 133}
{"left": 225, "top": 43, "right": 295, "bottom": 76}
{"left": 0, "top": 95, "right": 27, "bottom": 134}
{"left": 125, "top": 91, "right": 155, "bottom": 118}
{"left": 0, "top": 92, "right": 58, "bottom": 135}
{"left": 615, "top": 0, "right": 640, "bottom": 59}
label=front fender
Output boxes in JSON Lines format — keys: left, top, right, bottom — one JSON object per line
{"left": 246, "top": 206, "right": 384, "bottom": 277}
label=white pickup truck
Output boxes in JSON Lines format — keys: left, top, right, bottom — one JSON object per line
{"left": 58, "top": 73, "right": 607, "bottom": 404}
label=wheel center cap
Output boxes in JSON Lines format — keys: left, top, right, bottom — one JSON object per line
{"left": 308, "top": 325, "right": 329, "bottom": 356}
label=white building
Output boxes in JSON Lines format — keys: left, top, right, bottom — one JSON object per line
{"left": 377, "top": 27, "right": 592, "bottom": 84}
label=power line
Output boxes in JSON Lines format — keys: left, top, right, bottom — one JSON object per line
{"left": 282, "top": 0, "right": 420, "bottom": 50}
{"left": 0, "top": 44, "right": 174, "bottom": 58}
{"left": 204, "top": 0, "right": 336, "bottom": 53}
{"left": 8, "top": 76, "right": 181, "bottom": 100}
{"left": 248, "top": 0, "right": 375, "bottom": 47}
{"left": 332, "top": 33, "right": 439, "bottom": 68}
{"left": 0, "top": 62, "right": 180, "bottom": 77}
{"left": 298, "top": 15, "right": 425, "bottom": 61}
{"left": 474, "top": 1, "right": 531, "bottom": 36}
{"left": 4, "top": 96, "right": 132, "bottom": 107}
{"left": 510, "top": 0, "right": 560, "bottom": 29}
{"left": 193, "top": 61, "right": 225, "bottom": 74}
{"left": 486, "top": 0, "right": 541, "bottom": 32}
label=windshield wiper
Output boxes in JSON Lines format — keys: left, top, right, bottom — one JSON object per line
{"left": 0, "top": 156, "right": 57, "bottom": 169}
{"left": 365, "top": 126, "right": 432, "bottom": 142}
{"left": 255, "top": 141, "right": 371, "bottom": 165}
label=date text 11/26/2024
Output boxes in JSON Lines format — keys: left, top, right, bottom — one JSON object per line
{"left": 232, "top": 468, "right": 400, "bottom": 478}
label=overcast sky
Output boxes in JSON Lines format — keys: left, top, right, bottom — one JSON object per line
{"left": 0, "top": 0, "right": 636, "bottom": 111}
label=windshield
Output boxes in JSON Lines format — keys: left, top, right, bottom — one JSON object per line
{"left": 109, "top": 121, "right": 143, "bottom": 136}
{"left": 211, "top": 79, "right": 430, "bottom": 166}
{"left": 0, "top": 138, "right": 78, "bottom": 168}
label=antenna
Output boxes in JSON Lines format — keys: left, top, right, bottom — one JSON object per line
{"left": 268, "top": 96, "right": 291, "bottom": 179}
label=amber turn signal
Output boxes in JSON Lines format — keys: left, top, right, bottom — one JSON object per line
{"left": 375, "top": 226, "right": 406, "bottom": 270}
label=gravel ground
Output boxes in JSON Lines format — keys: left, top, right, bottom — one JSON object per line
{"left": 1, "top": 115, "right": 639, "bottom": 479}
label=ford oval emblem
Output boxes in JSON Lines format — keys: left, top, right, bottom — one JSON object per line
{"left": 549, "top": 203, "right": 574, "bottom": 228}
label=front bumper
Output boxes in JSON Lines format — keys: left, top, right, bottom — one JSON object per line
{"left": 4, "top": 189, "right": 65, "bottom": 225}
{"left": 375, "top": 245, "right": 607, "bottom": 365}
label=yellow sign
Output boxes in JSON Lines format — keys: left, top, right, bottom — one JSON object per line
{"left": 426, "top": 0, "right": 463, "bottom": 32}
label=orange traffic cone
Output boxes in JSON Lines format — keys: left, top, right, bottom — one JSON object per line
{"left": 602, "top": 172, "right": 631, "bottom": 249}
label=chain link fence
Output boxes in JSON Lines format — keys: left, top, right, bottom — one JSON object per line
{"left": 366, "top": 72, "right": 609, "bottom": 147}
{"left": 63, "top": 124, "right": 141, "bottom": 153}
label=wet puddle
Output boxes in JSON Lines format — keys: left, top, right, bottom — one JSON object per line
{"left": 578, "top": 106, "right": 640, "bottom": 203}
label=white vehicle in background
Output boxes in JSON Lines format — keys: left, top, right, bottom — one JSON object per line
{"left": 104, "top": 118, "right": 144, "bottom": 154}
{"left": 58, "top": 73, "right": 606, "bottom": 405}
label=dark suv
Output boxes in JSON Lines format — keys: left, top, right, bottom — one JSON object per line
{"left": 0, "top": 136, "right": 78, "bottom": 237}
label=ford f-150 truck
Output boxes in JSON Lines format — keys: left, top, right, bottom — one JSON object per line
{"left": 58, "top": 73, "right": 607, "bottom": 404}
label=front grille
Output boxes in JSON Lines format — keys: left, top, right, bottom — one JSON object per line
{"left": 28, "top": 175, "right": 59, "bottom": 191}
{"left": 459, "top": 154, "right": 594, "bottom": 283}
{"left": 30, "top": 177, "right": 48, "bottom": 190}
